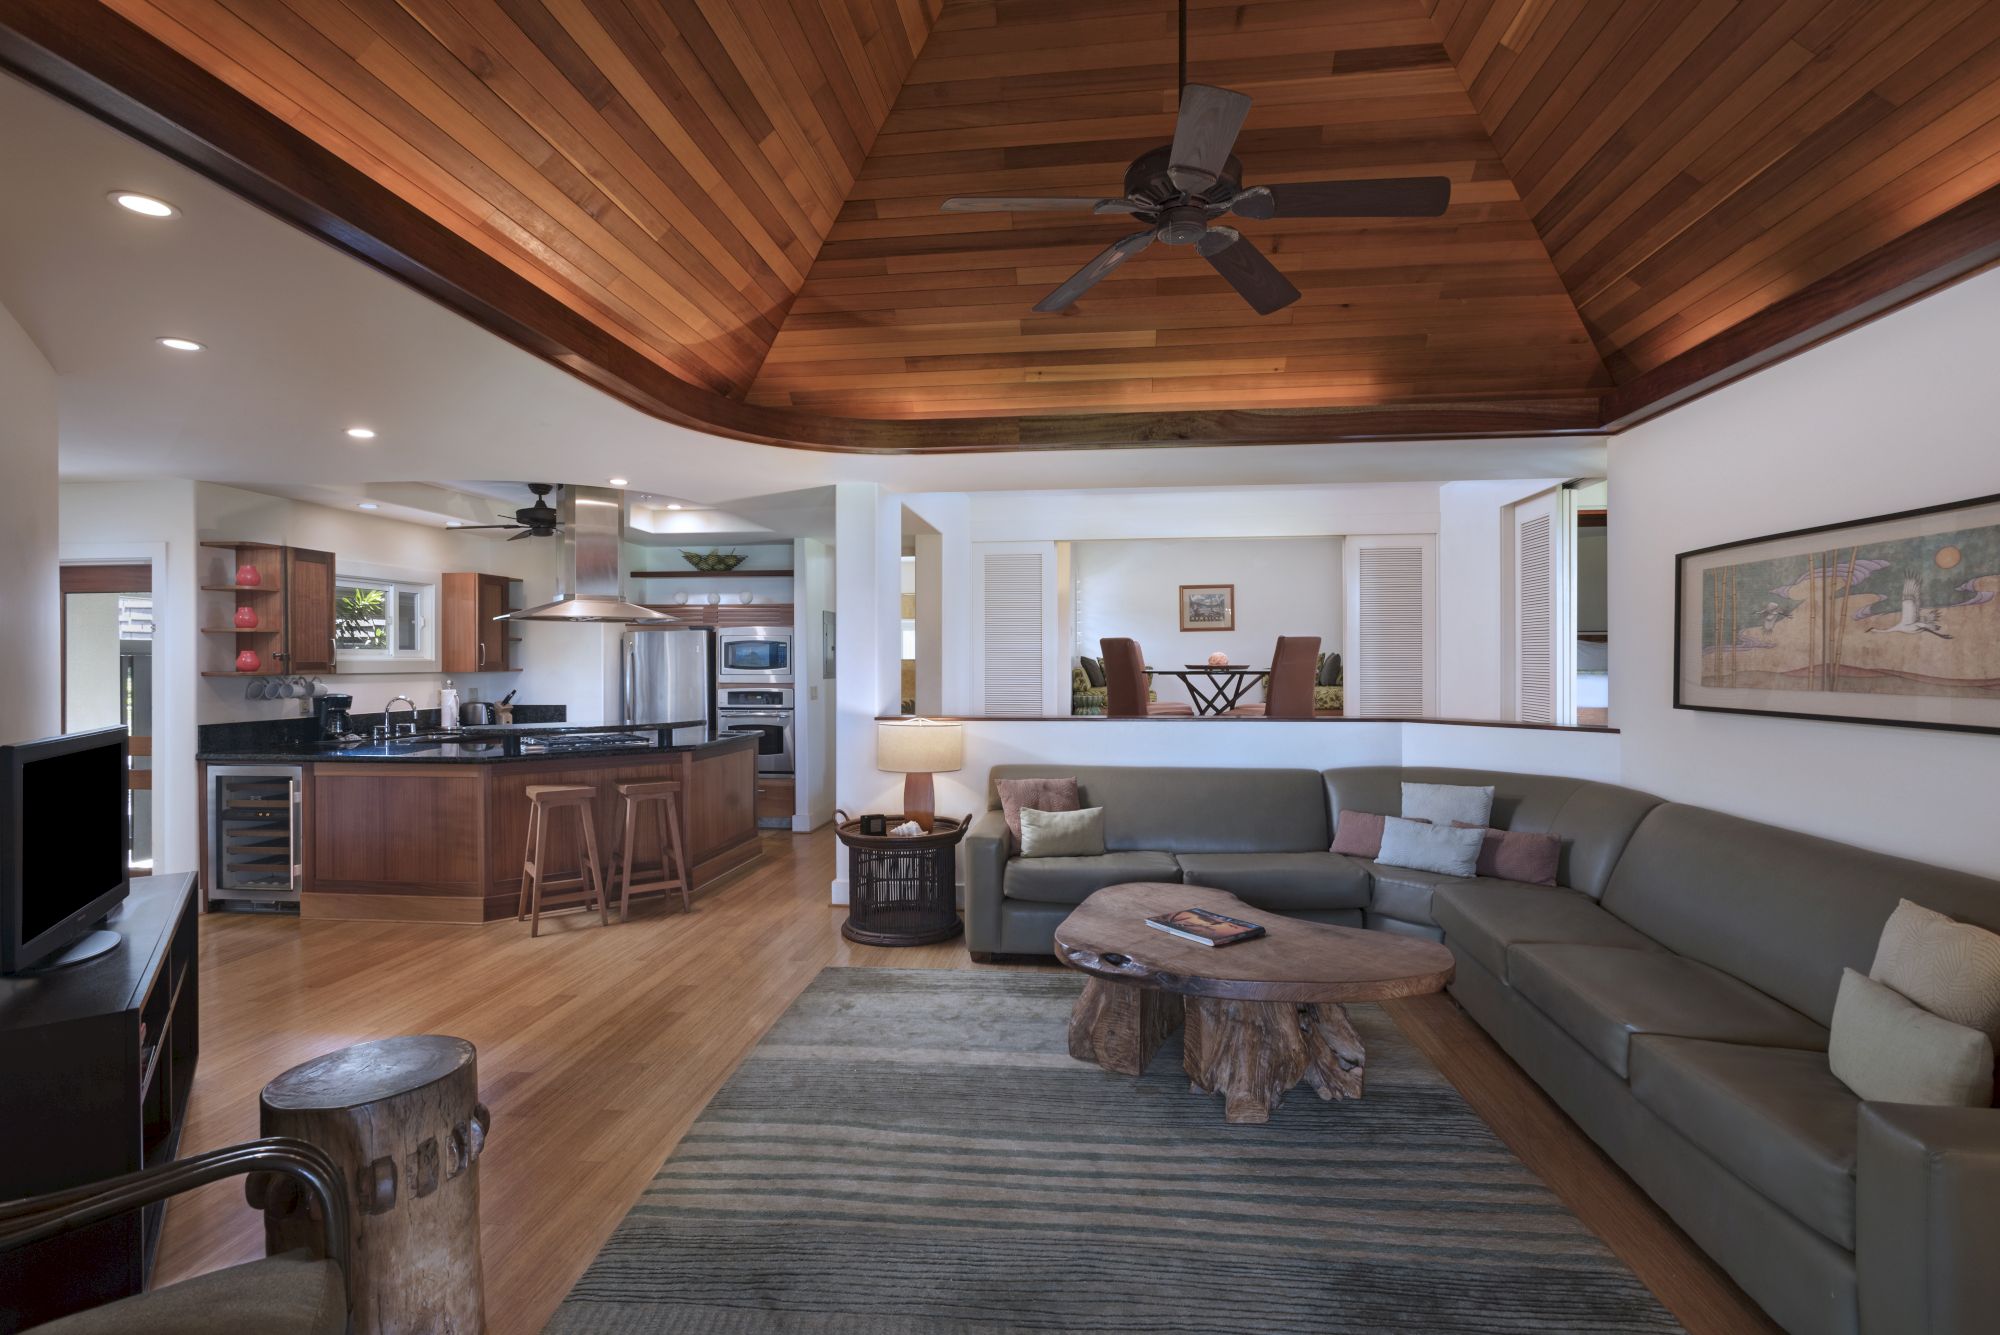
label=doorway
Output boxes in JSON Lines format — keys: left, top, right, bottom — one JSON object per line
{"left": 60, "top": 563, "right": 154, "bottom": 870}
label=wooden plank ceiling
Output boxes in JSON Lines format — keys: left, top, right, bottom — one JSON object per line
{"left": 1430, "top": 0, "right": 2000, "bottom": 381}
{"left": 65, "top": 0, "right": 2000, "bottom": 433}
{"left": 747, "top": 0, "right": 1608, "bottom": 418}
{"left": 103, "top": 0, "right": 941, "bottom": 397}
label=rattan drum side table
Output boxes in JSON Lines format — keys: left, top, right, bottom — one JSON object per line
{"left": 836, "top": 814, "right": 968, "bottom": 946}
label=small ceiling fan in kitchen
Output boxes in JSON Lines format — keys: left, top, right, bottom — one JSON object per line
{"left": 448, "top": 482, "right": 564, "bottom": 540}
{"left": 938, "top": 0, "right": 1451, "bottom": 315}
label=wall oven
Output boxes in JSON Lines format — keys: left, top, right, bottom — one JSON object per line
{"left": 716, "top": 627, "right": 793, "bottom": 684}
{"left": 718, "top": 686, "right": 794, "bottom": 774}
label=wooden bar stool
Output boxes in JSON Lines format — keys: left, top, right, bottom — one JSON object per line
{"left": 610, "top": 779, "right": 692, "bottom": 921}
{"left": 518, "top": 784, "right": 607, "bottom": 937}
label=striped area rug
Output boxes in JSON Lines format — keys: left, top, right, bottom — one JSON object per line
{"left": 547, "top": 968, "right": 1681, "bottom": 1334}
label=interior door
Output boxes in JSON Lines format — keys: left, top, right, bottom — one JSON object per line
{"left": 283, "top": 547, "right": 338, "bottom": 672}
{"left": 1342, "top": 535, "right": 1436, "bottom": 718}
{"left": 60, "top": 562, "right": 153, "bottom": 868}
{"left": 971, "top": 542, "right": 1060, "bottom": 716}
{"left": 1512, "top": 489, "right": 1576, "bottom": 725}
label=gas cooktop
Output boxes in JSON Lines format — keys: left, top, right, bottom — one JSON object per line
{"left": 516, "top": 731, "right": 659, "bottom": 755}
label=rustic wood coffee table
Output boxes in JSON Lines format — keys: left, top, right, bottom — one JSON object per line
{"left": 1053, "top": 882, "right": 1455, "bottom": 1123}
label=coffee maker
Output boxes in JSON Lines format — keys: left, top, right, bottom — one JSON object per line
{"left": 314, "top": 692, "right": 355, "bottom": 741}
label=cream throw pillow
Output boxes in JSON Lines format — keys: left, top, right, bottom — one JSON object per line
{"left": 1402, "top": 782, "right": 1494, "bottom": 828}
{"left": 1828, "top": 969, "right": 1994, "bottom": 1107}
{"left": 1376, "top": 816, "right": 1483, "bottom": 879}
{"left": 1869, "top": 899, "right": 2000, "bottom": 1037}
{"left": 1019, "top": 806, "right": 1106, "bottom": 858}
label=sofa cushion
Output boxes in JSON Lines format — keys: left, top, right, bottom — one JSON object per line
{"left": 1020, "top": 806, "right": 1106, "bottom": 858}
{"left": 1509, "top": 944, "right": 1829, "bottom": 1078}
{"left": 1432, "top": 882, "right": 1665, "bottom": 983}
{"left": 991, "top": 765, "right": 1329, "bottom": 854}
{"left": 1468, "top": 827, "right": 1562, "bottom": 886}
{"left": 1628, "top": 1036, "right": 1859, "bottom": 1250}
{"left": 1003, "top": 851, "right": 1179, "bottom": 906}
{"left": 36, "top": 1252, "right": 345, "bottom": 1334}
{"left": 1324, "top": 766, "right": 1661, "bottom": 897}
{"left": 1403, "top": 781, "right": 1494, "bottom": 827}
{"left": 1829, "top": 968, "right": 1995, "bottom": 1108}
{"left": 996, "top": 776, "right": 1079, "bottom": 852}
{"left": 1377, "top": 817, "right": 1483, "bottom": 878}
{"left": 1600, "top": 802, "right": 2000, "bottom": 1027}
{"left": 1870, "top": 899, "right": 2000, "bottom": 1039}
{"left": 1174, "top": 852, "right": 1372, "bottom": 912}
{"left": 1360, "top": 862, "right": 1466, "bottom": 928}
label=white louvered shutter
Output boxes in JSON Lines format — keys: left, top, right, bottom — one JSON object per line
{"left": 1511, "top": 488, "right": 1575, "bottom": 725}
{"left": 1345, "top": 536, "right": 1436, "bottom": 717}
{"left": 974, "top": 544, "right": 1058, "bottom": 715}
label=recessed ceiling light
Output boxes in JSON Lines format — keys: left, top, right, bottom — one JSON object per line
{"left": 666, "top": 502, "right": 683, "bottom": 510}
{"left": 345, "top": 427, "right": 377, "bottom": 440}
{"left": 446, "top": 520, "right": 463, "bottom": 528}
{"left": 357, "top": 502, "right": 379, "bottom": 511}
{"left": 608, "top": 477, "right": 629, "bottom": 487}
{"left": 156, "top": 336, "right": 203, "bottom": 352}
{"left": 110, "top": 191, "right": 176, "bottom": 218}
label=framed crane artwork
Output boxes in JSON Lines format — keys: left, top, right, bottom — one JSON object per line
{"left": 1675, "top": 493, "right": 2000, "bottom": 735}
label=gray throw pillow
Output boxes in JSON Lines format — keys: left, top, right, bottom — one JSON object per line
{"left": 1375, "top": 816, "right": 1482, "bottom": 879}
{"left": 1020, "top": 806, "right": 1107, "bottom": 858}
{"left": 1829, "top": 969, "right": 1994, "bottom": 1107}
{"left": 1402, "top": 781, "right": 1494, "bottom": 828}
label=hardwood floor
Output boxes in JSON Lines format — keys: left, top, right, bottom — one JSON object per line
{"left": 159, "top": 825, "right": 1774, "bottom": 1335}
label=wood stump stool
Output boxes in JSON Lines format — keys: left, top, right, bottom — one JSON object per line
{"left": 256, "top": 1035, "right": 489, "bottom": 1335}
{"left": 518, "top": 783, "right": 607, "bottom": 937}
{"left": 609, "top": 779, "right": 691, "bottom": 921}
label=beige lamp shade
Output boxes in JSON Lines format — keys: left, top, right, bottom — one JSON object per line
{"left": 876, "top": 718, "right": 963, "bottom": 774}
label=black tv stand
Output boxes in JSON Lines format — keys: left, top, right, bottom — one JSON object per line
{"left": 22, "top": 928, "right": 123, "bottom": 971}
{"left": 0, "top": 873, "right": 197, "bottom": 1330}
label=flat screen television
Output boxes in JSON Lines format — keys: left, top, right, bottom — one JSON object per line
{"left": 0, "top": 726, "right": 130, "bottom": 973}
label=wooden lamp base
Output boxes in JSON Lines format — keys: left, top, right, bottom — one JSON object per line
{"left": 902, "top": 771, "right": 935, "bottom": 832}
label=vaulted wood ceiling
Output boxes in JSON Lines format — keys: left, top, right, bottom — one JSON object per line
{"left": 12, "top": 0, "right": 2000, "bottom": 447}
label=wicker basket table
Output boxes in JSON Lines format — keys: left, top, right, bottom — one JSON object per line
{"left": 836, "top": 814, "right": 967, "bottom": 946}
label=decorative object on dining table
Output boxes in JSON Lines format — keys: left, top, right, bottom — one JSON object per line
{"left": 705, "top": 592, "right": 721, "bottom": 606}
{"left": 234, "top": 648, "right": 262, "bottom": 673}
{"left": 1207, "top": 649, "right": 1230, "bottom": 666}
{"left": 737, "top": 589, "right": 754, "bottom": 605}
{"left": 833, "top": 811, "right": 968, "bottom": 946}
{"left": 234, "top": 562, "right": 261, "bottom": 587}
{"left": 679, "top": 547, "right": 745, "bottom": 572}
{"left": 1179, "top": 582, "right": 1235, "bottom": 632}
{"left": 232, "top": 604, "right": 258, "bottom": 628}
{"left": 1675, "top": 491, "right": 2000, "bottom": 735}
{"left": 875, "top": 717, "right": 964, "bottom": 832}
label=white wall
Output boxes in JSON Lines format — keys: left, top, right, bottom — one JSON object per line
{"left": 1071, "top": 537, "right": 1342, "bottom": 688}
{"left": 793, "top": 536, "right": 836, "bottom": 830}
{"left": 0, "top": 299, "right": 60, "bottom": 744}
{"left": 1611, "top": 266, "right": 2000, "bottom": 877}
{"left": 967, "top": 482, "right": 1439, "bottom": 543}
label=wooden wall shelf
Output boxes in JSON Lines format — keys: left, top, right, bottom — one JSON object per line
{"left": 632, "top": 569, "right": 794, "bottom": 580}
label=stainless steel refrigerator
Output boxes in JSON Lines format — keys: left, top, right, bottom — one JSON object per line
{"left": 623, "top": 627, "right": 713, "bottom": 741}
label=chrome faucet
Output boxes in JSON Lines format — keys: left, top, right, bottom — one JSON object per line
{"left": 375, "top": 695, "right": 420, "bottom": 741}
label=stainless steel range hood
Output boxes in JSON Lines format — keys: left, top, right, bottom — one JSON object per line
{"left": 497, "top": 486, "right": 677, "bottom": 624}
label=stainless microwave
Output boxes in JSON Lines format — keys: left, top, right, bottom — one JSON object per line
{"left": 716, "top": 627, "right": 793, "bottom": 684}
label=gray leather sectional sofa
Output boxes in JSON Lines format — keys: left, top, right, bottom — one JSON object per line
{"left": 963, "top": 764, "right": 2000, "bottom": 1335}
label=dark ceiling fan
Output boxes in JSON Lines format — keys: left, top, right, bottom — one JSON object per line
{"left": 449, "top": 482, "right": 563, "bottom": 540}
{"left": 939, "top": 0, "right": 1451, "bottom": 316}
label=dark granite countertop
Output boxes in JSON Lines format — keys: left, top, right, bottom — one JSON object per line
{"left": 197, "top": 723, "right": 754, "bottom": 765}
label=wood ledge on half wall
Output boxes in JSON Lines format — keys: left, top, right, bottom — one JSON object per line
{"left": 876, "top": 715, "right": 1618, "bottom": 734}
{"left": 6, "top": 1, "right": 1996, "bottom": 454}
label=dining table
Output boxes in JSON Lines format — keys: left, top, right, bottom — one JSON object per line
{"left": 1146, "top": 664, "right": 1269, "bottom": 715}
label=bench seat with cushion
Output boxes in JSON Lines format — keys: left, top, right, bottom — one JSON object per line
{"left": 962, "top": 761, "right": 2000, "bottom": 1335}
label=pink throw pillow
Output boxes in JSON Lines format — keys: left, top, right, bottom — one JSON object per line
{"left": 1450, "top": 823, "right": 1561, "bottom": 885}
{"left": 996, "top": 777, "right": 1080, "bottom": 853}
{"left": 1331, "top": 810, "right": 1427, "bottom": 858}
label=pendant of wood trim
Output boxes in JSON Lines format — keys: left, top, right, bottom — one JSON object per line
{"left": 1183, "top": 997, "right": 1366, "bottom": 1124}
{"left": 1067, "top": 977, "right": 1184, "bottom": 1076}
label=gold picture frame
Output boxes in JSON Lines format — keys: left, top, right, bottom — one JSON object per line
{"left": 1178, "top": 583, "right": 1235, "bottom": 632}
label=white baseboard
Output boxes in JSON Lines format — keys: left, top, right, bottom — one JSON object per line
{"left": 830, "top": 877, "right": 849, "bottom": 906}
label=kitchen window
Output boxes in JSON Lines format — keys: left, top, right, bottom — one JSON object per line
{"left": 335, "top": 576, "right": 433, "bottom": 661}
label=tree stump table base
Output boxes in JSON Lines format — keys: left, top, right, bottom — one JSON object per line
{"left": 1183, "top": 996, "right": 1366, "bottom": 1124}
{"left": 1067, "top": 976, "right": 1184, "bottom": 1076}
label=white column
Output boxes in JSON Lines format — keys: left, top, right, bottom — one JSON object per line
{"left": 830, "top": 482, "right": 902, "bottom": 902}
{"left": 0, "top": 300, "right": 60, "bottom": 743}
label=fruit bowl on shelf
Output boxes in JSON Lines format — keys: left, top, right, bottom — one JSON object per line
{"left": 680, "top": 548, "right": 745, "bottom": 572}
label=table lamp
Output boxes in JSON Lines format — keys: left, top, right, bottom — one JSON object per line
{"left": 876, "top": 718, "right": 963, "bottom": 832}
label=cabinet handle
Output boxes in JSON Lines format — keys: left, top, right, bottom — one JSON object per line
{"left": 478, "top": 642, "right": 486, "bottom": 667}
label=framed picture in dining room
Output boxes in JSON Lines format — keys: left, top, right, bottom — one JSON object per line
{"left": 1674, "top": 491, "right": 2000, "bottom": 735}
{"left": 1178, "top": 583, "right": 1235, "bottom": 632}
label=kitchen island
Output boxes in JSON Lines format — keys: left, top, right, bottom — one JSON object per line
{"left": 197, "top": 725, "right": 761, "bottom": 923}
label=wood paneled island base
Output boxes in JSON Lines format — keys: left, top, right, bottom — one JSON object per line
{"left": 1056, "top": 883, "right": 1455, "bottom": 1123}
{"left": 295, "top": 738, "right": 759, "bottom": 923}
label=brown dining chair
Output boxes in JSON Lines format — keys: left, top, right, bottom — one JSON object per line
{"left": 1228, "top": 636, "right": 1321, "bottom": 718}
{"left": 1100, "top": 638, "right": 1193, "bottom": 717}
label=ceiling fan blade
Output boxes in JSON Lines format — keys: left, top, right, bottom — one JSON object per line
{"left": 450, "top": 524, "right": 523, "bottom": 531}
{"left": 507, "top": 529, "right": 533, "bottom": 541}
{"left": 1033, "top": 230, "right": 1157, "bottom": 313}
{"left": 1236, "top": 176, "right": 1452, "bottom": 219}
{"left": 1201, "top": 232, "right": 1301, "bottom": 316}
{"left": 941, "top": 196, "right": 1119, "bottom": 214}
{"left": 1169, "top": 84, "right": 1252, "bottom": 193}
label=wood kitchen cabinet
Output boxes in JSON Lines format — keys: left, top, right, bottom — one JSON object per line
{"left": 198, "top": 540, "right": 336, "bottom": 676}
{"left": 282, "top": 546, "right": 337, "bottom": 672}
{"left": 441, "top": 573, "right": 521, "bottom": 674}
